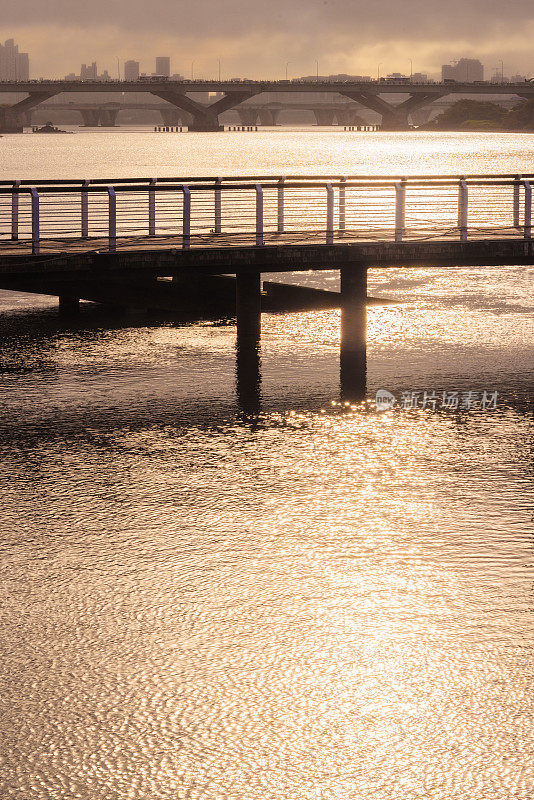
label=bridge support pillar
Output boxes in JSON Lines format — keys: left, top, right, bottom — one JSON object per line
{"left": 80, "top": 109, "right": 101, "bottom": 127}
{"left": 236, "top": 271, "right": 261, "bottom": 414}
{"left": 341, "top": 90, "right": 445, "bottom": 130}
{"left": 313, "top": 109, "right": 336, "bottom": 126}
{"left": 340, "top": 265, "right": 367, "bottom": 401}
{"left": 100, "top": 109, "right": 119, "bottom": 127}
{"left": 160, "top": 108, "right": 188, "bottom": 126}
{"left": 0, "top": 91, "right": 57, "bottom": 133}
{"left": 236, "top": 271, "right": 261, "bottom": 339}
{"left": 58, "top": 294, "right": 80, "bottom": 314}
{"left": 0, "top": 108, "right": 23, "bottom": 132}
{"left": 151, "top": 89, "right": 257, "bottom": 132}
{"left": 237, "top": 108, "right": 259, "bottom": 126}
{"left": 258, "top": 108, "right": 280, "bottom": 126}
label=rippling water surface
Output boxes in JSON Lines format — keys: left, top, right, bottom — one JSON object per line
{"left": 0, "top": 129, "right": 533, "bottom": 799}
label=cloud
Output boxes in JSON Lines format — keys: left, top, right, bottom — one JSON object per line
{"left": 4, "top": 0, "right": 534, "bottom": 78}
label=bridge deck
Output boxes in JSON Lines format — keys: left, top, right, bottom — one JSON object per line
{"left": 1, "top": 174, "right": 533, "bottom": 275}
{"left": 2, "top": 237, "right": 533, "bottom": 281}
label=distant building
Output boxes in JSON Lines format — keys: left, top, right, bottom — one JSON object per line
{"left": 124, "top": 60, "right": 140, "bottom": 81}
{"left": 442, "top": 59, "right": 484, "bottom": 82}
{"left": 155, "top": 57, "right": 170, "bottom": 77}
{"left": 80, "top": 62, "right": 98, "bottom": 80}
{"left": 411, "top": 72, "right": 428, "bottom": 82}
{"left": 65, "top": 63, "right": 112, "bottom": 81}
{"left": 0, "top": 38, "right": 30, "bottom": 79}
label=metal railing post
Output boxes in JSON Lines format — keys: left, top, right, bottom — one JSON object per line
{"left": 326, "top": 183, "right": 334, "bottom": 244}
{"left": 30, "top": 188, "right": 39, "bottom": 256}
{"left": 277, "top": 177, "right": 285, "bottom": 234}
{"left": 214, "top": 177, "right": 222, "bottom": 234}
{"left": 11, "top": 180, "right": 20, "bottom": 240}
{"left": 108, "top": 186, "right": 116, "bottom": 252}
{"left": 255, "top": 183, "right": 264, "bottom": 246}
{"left": 458, "top": 178, "right": 468, "bottom": 241}
{"left": 81, "top": 179, "right": 89, "bottom": 238}
{"left": 395, "top": 179, "right": 406, "bottom": 243}
{"left": 513, "top": 174, "right": 521, "bottom": 229}
{"left": 339, "top": 176, "right": 346, "bottom": 234}
{"left": 523, "top": 180, "right": 532, "bottom": 239}
{"left": 182, "top": 185, "right": 191, "bottom": 249}
{"left": 148, "top": 178, "right": 156, "bottom": 236}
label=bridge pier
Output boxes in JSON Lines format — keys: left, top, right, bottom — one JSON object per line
{"left": 160, "top": 108, "right": 189, "bottom": 126}
{"left": 0, "top": 92, "right": 56, "bottom": 132}
{"left": 258, "top": 108, "right": 280, "bottom": 126}
{"left": 236, "top": 271, "right": 261, "bottom": 340}
{"left": 237, "top": 108, "right": 259, "bottom": 126}
{"left": 341, "top": 90, "right": 445, "bottom": 130}
{"left": 58, "top": 294, "right": 80, "bottom": 315}
{"left": 335, "top": 107, "right": 364, "bottom": 127}
{"left": 151, "top": 88, "right": 257, "bottom": 131}
{"left": 80, "top": 109, "right": 101, "bottom": 127}
{"left": 340, "top": 265, "right": 367, "bottom": 401}
{"left": 313, "top": 109, "right": 336, "bottom": 126}
{"left": 235, "top": 271, "right": 262, "bottom": 414}
{"left": 99, "top": 109, "right": 119, "bottom": 127}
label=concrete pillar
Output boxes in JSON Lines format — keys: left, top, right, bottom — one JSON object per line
{"left": 58, "top": 294, "right": 80, "bottom": 314}
{"left": 236, "top": 271, "right": 261, "bottom": 415}
{"left": 160, "top": 108, "right": 185, "bottom": 126}
{"left": 0, "top": 107, "right": 23, "bottom": 133}
{"left": 380, "top": 110, "right": 410, "bottom": 130}
{"left": 237, "top": 108, "right": 259, "bottom": 126}
{"left": 313, "top": 109, "right": 335, "bottom": 126}
{"left": 340, "top": 265, "right": 367, "bottom": 401}
{"left": 236, "top": 271, "right": 261, "bottom": 339}
{"left": 99, "top": 109, "right": 119, "bottom": 127}
{"left": 188, "top": 115, "right": 224, "bottom": 131}
{"left": 236, "top": 336, "right": 261, "bottom": 416}
{"left": 80, "top": 109, "right": 101, "bottom": 127}
{"left": 258, "top": 109, "right": 279, "bottom": 126}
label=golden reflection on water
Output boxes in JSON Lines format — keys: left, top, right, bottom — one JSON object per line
{"left": 0, "top": 132, "right": 533, "bottom": 799}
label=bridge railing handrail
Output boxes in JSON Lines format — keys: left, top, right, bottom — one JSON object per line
{"left": 2, "top": 174, "right": 532, "bottom": 256}
{"left": 0, "top": 178, "right": 529, "bottom": 195}
{"left": 0, "top": 173, "right": 532, "bottom": 189}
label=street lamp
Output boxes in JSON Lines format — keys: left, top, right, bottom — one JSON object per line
{"left": 285, "top": 61, "right": 291, "bottom": 80}
{"left": 191, "top": 60, "right": 195, "bottom": 79}
{"left": 315, "top": 59, "right": 319, "bottom": 80}
{"left": 408, "top": 58, "right": 413, "bottom": 79}
{"left": 377, "top": 62, "right": 383, "bottom": 81}
{"left": 500, "top": 60, "right": 504, "bottom": 82}
{"left": 218, "top": 58, "right": 221, "bottom": 81}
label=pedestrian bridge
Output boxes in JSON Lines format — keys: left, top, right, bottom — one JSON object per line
{"left": 2, "top": 173, "right": 534, "bottom": 254}
{"left": 1, "top": 173, "right": 533, "bottom": 403}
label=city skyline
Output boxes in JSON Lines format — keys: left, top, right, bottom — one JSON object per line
{"left": 1, "top": 45, "right": 531, "bottom": 84}
{"left": 2, "top": 0, "right": 534, "bottom": 80}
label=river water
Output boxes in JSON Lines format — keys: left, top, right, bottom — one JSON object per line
{"left": 0, "top": 128, "right": 533, "bottom": 800}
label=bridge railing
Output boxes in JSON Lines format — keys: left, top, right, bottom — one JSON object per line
{"left": 1, "top": 175, "right": 532, "bottom": 255}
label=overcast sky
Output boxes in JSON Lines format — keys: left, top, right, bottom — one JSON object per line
{"left": 4, "top": 0, "right": 534, "bottom": 79}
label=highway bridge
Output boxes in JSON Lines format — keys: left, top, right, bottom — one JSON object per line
{"left": 0, "top": 79, "right": 532, "bottom": 132}
{"left": 29, "top": 96, "right": 521, "bottom": 128}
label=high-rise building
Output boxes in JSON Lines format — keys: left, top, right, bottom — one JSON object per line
{"left": 124, "top": 60, "right": 140, "bottom": 81}
{"left": 155, "top": 57, "right": 170, "bottom": 77}
{"left": 80, "top": 62, "right": 98, "bottom": 80}
{"left": 442, "top": 59, "right": 484, "bottom": 82}
{"left": 0, "top": 38, "right": 30, "bottom": 79}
